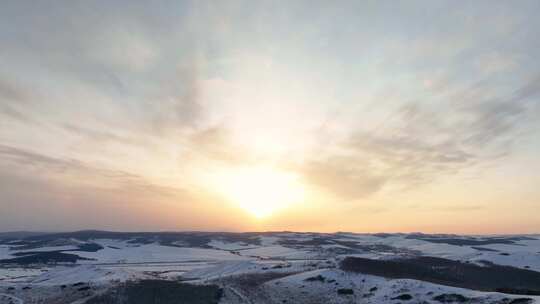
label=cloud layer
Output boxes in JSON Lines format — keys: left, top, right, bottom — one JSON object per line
{"left": 1, "top": 0, "right": 540, "bottom": 232}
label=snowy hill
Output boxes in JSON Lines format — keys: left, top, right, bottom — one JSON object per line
{"left": 0, "top": 231, "right": 539, "bottom": 303}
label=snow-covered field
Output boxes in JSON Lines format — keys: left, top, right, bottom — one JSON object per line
{"left": 75, "top": 243, "right": 247, "bottom": 264}
{"left": 0, "top": 231, "right": 539, "bottom": 303}
{"left": 258, "top": 268, "right": 540, "bottom": 304}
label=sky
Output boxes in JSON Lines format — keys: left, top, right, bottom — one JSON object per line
{"left": 1, "top": 1, "right": 540, "bottom": 234}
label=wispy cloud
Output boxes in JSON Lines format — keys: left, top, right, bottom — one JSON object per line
{"left": 0, "top": 144, "right": 184, "bottom": 198}
{"left": 0, "top": 79, "right": 36, "bottom": 123}
{"left": 146, "top": 66, "right": 205, "bottom": 134}
{"left": 300, "top": 75, "right": 540, "bottom": 200}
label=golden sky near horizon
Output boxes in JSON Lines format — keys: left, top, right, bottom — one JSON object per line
{"left": 1, "top": 1, "right": 540, "bottom": 233}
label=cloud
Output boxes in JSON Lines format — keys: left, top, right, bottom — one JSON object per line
{"left": 143, "top": 64, "right": 206, "bottom": 135}
{"left": 456, "top": 75, "right": 540, "bottom": 146}
{"left": 0, "top": 79, "right": 27, "bottom": 101}
{"left": 0, "top": 144, "right": 184, "bottom": 198}
{"left": 62, "top": 124, "right": 140, "bottom": 146}
{"left": 300, "top": 75, "right": 540, "bottom": 200}
{"left": 301, "top": 157, "right": 386, "bottom": 200}
{"left": 0, "top": 79, "right": 35, "bottom": 123}
{"left": 88, "top": 26, "right": 159, "bottom": 72}
{"left": 185, "top": 126, "right": 241, "bottom": 163}
{"left": 0, "top": 145, "right": 75, "bottom": 172}
{"left": 0, "top": 144, "right": 245, "bottom": 232}
{"left": 475, "top": 52, "right": 517, "bottom": 75}
{"left": 0, "top": 0, "right": 539, "bottom": 232}
{"left": 0, "top": 104, "right": 30, "bottom": 123}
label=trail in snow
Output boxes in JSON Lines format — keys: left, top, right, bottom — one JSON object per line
{"left": 0, "top": 293, "right": 23, "bottom": 304}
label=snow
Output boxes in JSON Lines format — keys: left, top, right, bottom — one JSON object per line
{"left": 239, "top": 245, "right": 311, "bottom": 259}
{"left": 259, "top": 236, "right": 279, "bottom": 246}
{"left": 0, "top": 246, "right": 11, "bottom": 260}
{"left": 16, "top": 245, "right": 79, "bottom": 253}
{"left": 263, "top": 268, "right": 540, "bottom": 304}
{"left": 408, "top": 242, "right": 478, "bottom": 259}
{"left": 72, "top": 242, "right": 248, "bottom": 264}
{"left": 208, "top": 240, "right": 254, "bottom": 251}
{"left": 1, "top": 232, "right": 539, "bottom": 303}
{"left": 0, "top": 268, "right": 46, "bottom": 283}
{"left": 470, "top": 251, "right": 540, "bottom": 271}
{"left": 29, "top": 265, "right": 145, "bottom": 285}
{"left": 0, "top": 293, "right": 23, "bottom": 304}
{"left": 184, "top": 261, "right": 258, "bottom": 280}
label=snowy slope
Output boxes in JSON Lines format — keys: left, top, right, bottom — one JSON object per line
{"left": 261, "top": 268, "right": 540, "bottom": 304}
{"left": 72, "top": 241, "right": 249, "bottom": 264}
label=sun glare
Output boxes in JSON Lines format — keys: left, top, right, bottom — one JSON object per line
{"left": 212, "top": 166, "right": 305, "bottom": 218}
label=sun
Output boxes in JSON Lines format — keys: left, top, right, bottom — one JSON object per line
{"left": 212, "top": 166, "right": 305, "bottom": 218}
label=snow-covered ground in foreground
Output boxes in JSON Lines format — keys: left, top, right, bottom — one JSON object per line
{"left": 259, "top": 268, "right": 540, "bottom": 304}
{"left": 0, "top": 268, "right": 47, "bottom": 283}
{"left": 1, "top": 232, "right": 539, "bottom": 303}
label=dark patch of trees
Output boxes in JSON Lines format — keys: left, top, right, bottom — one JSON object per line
{"left": 85, "top": 280, "right": 222, "bottom": 304}
{"left": 471, "top": 246, "right": 499, "bottom": 252}
{"left": 304, "top": 275, "right": 325, "bottom": 282}
{"left": 433, "top": 293, "right": 469, "bottom": 303}
{"left": 72, "top": 243, "right": 104, "bottom": 252}
{"left": 392, "top": 294, "right": 413, "bottom": 300}
{"left": 340, "top": 256, "right": 540, "bottom": 295}
{"left": 405, "top": 234, "right": 536, "bottom": 246}
{"left": 23, "top": 230, "right": 261, "bottom": 248}
{"left": 337, "top": 288, "right": 354, "bottom": 295}
{"left": 0, "top": 251, "right": 92, "bottom": 264}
